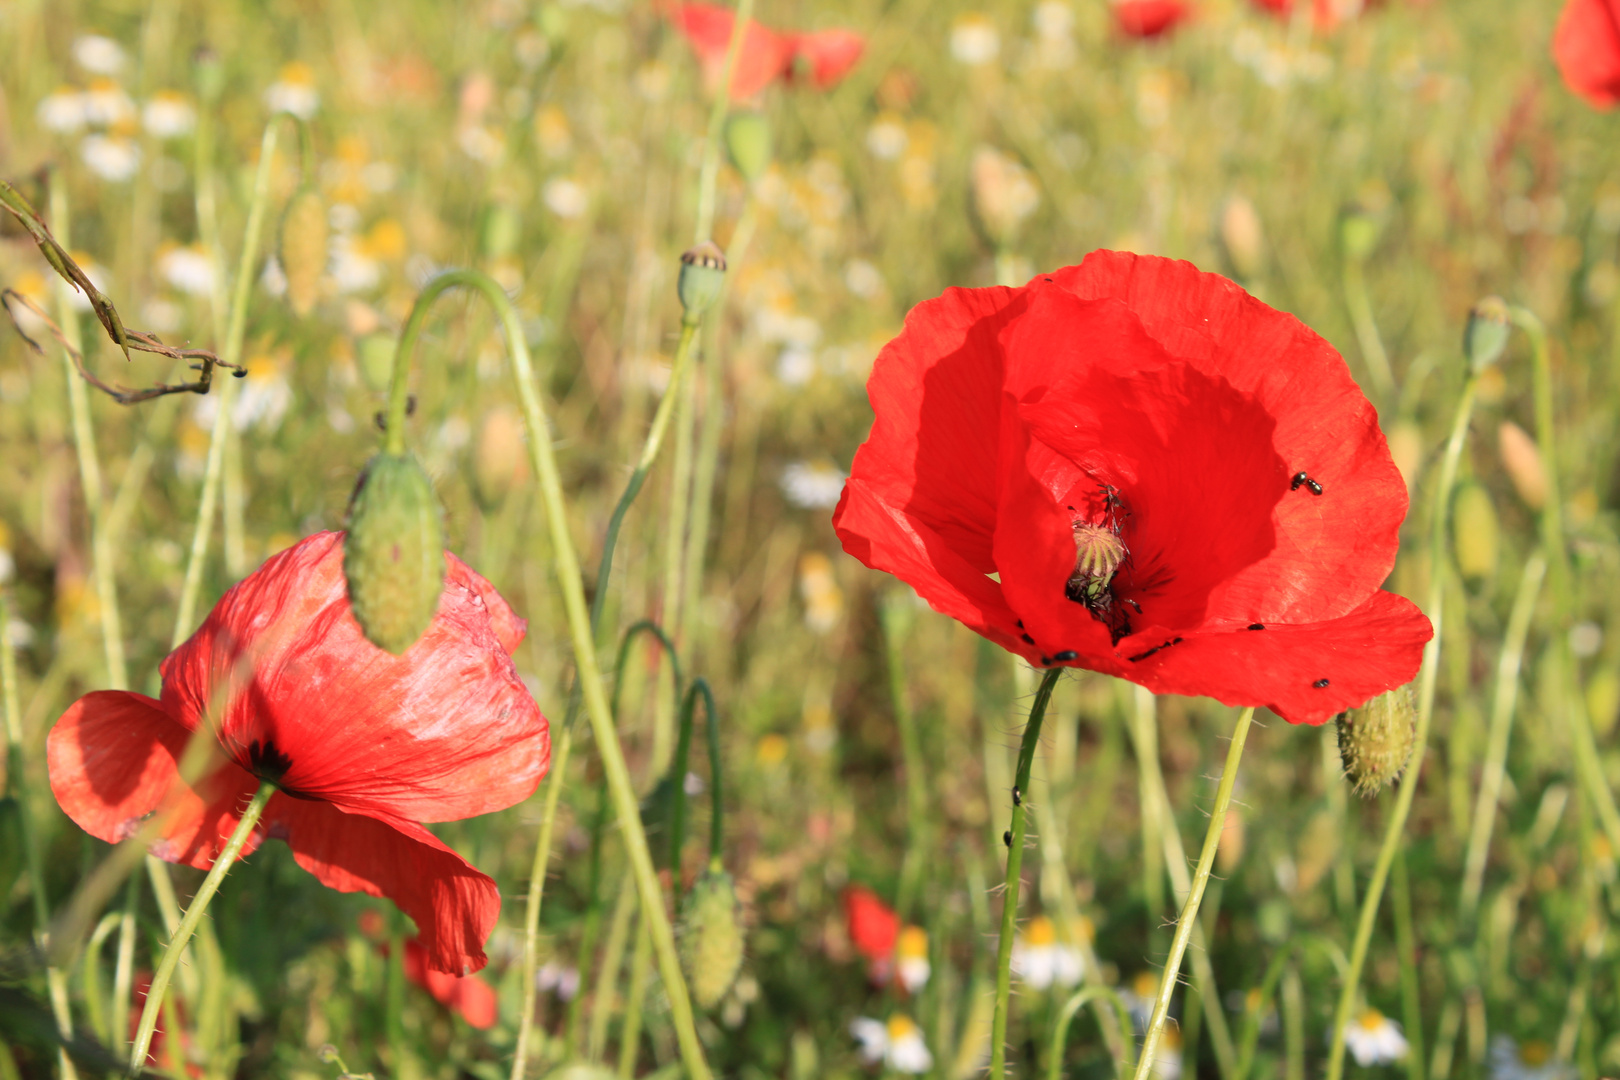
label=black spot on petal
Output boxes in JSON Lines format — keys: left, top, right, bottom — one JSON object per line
{"left": 1313, "top": 678, "right": 1330, "bottom": 688}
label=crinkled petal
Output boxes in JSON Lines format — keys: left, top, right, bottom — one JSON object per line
{"left": 160, "top": 532, "right": 549, "bottom": 823}
{"left": 267, "top": 798, "right": 500, "bottom": 974}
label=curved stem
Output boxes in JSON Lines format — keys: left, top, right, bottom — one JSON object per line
{"left": 1325, "top": 373, "right": 1479, "bottom": 1080}
{"left": 129, "top": 782, "right": 273, "bottom": 1074}
{"left": 1343, "top": 257, "right": 1395, "bottom": 406}
{"left": 668, "top": 678, "right": 718, "bottom": 897}
{"left": 989, "top": 666, "right": 1063, "bottom": 1080}
{"left": 393, "top": 271, "right": 710, "bottom": 1080}
{"left": 1132, "top": 706, "right": 1255, "bottom": 1080}
{"left": 1049, "top": 986, "right": 1136, "bottom": 1080}
{"left": 703, "top": 678, "right": 724, "bottom": 863}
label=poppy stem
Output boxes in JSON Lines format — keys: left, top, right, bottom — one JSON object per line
{"left": 989, "top": 666, "right": 1062, "bottom": 1080}
{"left": 667, "top": 678, "right": 719, "bottom": 902}
{"left": 1049, "top": 985, "right": 1137, "bottom": 1080}
{"left": 1131, "top": 705, "right": 1255, "bottom": 1080}
{"left": 882, "top": 593, "right": 928, "bottom": 921}
{"left": 692, "top": 0, "right": 754, "bottom": 244}
{"left": 1325, "top": 370, "right": 1479, "bottom": 1080}
{"left": 391, "top": 271, "right": 711, "bottom": 1080}
{"left": 128, "top": 781, "right": 274, "bottom": 1076}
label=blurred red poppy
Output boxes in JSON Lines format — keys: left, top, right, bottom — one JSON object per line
{"left": 1115, "top": 0, "right": 1193, "bottom": 38}
{"left": 1249, "top": 0, "right": 1369, "bottom": 28}
{"left": 48, "top": 532, "right": 549, "bottom": 974}
{"left": 669, "top": 3, "right": 863, "bottom": 99}
{"left": 404, "top": 938, "right": 499, "bottom": 1028}
{"left": 844, "top": 885, "right": 899, "bottom": 961}
{"left": 1554, "top": 0, "right": 1620, "bottom": 108}
{"left": 832, "top": 251, "right": 1431, "bottom": 725}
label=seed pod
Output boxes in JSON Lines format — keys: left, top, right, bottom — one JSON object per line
{"left": 725, "top": 111, "right": 772, "bottom": 186}
{"left": 473, "top": 405, "right": 528, "bottom": 508}
{"left": 677, "top": 242, "right": 727, "bottom": 321}
{"left": 343, "top": 453, "right": 445, "bottom": 655}
{"left": 1451, "top": 481, "right": 1499, "bottom": 583}
{"left": 1463, "top": 296, "right": 1510, "bottom": 373}
{"left": 279, "top": 185, "right": 328, "bottom": 317}
{"left": 1335, "top": 688, "right": 1416, "bottom": 797}
{"left": 1219, "top": 195, "right": 1266, "bottom": 281}
{"left": 1498, "top": 421, "right": 1547, "bottom": 510}
{"left": 679, "top": 867, "right": 745, "bottom": 1010}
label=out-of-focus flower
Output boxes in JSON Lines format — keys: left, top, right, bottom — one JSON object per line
{"left": 1489, "top": 1037, "right": 1575, "bottom": 1080}
{"left": 1031, "top": 2, "right": 1078, "bottom": 67}
{"left": 895, "top": 925, "right": 929, "bottom": 993}
{"left": 537, "top": 961, "right": 581, "bottom": 1000}
{"left": 844, "top": 259, "right": 886, "bottom": 299}
{"left": 791, "top": 29, "right": 866, "bottom": 89}
{"left": 1553, "top": 0, "right": 1620, "bottom": 109}
{"left": 46, "top": 532, "right": 549, "bottom": 975}
{"left": 1121, "top": 971, "right": 1160, "bottom": 1030}
{"left": 1010, "top": 915, "right": 1084, "bottom": 990}
{"left": 843, "top": 885, "right": 899, "bottom": 982}
{"left": 82, "top": 79, "right": 136, "bottom": 126}
{"left": 457, "top": 124, "right": 506, "bottom": 164}
{"left": 1220, "top": 195, "right": 1267, "bottom": 280}
{"left": 73, "top": 35, "right": 127, "bottom": 76}
{"left": 971, "top": 146, "right": 1040, "bottom": 244}
{"left": 403, "top": 938, "right": 497, "bottom": 1028}
{"left": 851, "top": 1015, "right": 932, "bottom": 1073}
{"left": 1498, "top": 421, "right": 1547, "bottom": 509}
{"left": 866, "top": 114, "right": 908, "bottom": 160}
{"left": 1115, "top": 0, "right": 1194, "bottom": 38}
{"left": 1152, "top": 1027, "right": 1184, "bottom": 1080}
{"left": 1249, "top": 0, "right": 1367, "bottom": 28}
{"left": 80, "top": 132, "right": 141, "bottom": 182}
{"left": 142, "top": 91, "right": 197, "bottom": 139}
{"left": 781, "top": 461, "right": 847, "bottom": 509}
{"left": 265, "top": 62, "right": 319, "bottom": 118}
{"left": 157, "top": 244, "right": 215, "bottom": 298}
{"left": 542, "top": 177, "right": 589, "bottom": 219}
{"left": 534, "top": 105, "right": 573, "bottom": 158}
{"left": 950, "top": 14, "right": 1001, "bottom": 65}
{"left": 668, "top": 3, "right": 863, "bottom": 98}
{"left": 798, "top": 552, "right": 844, "bottom": 633}
{"left": 37, "top": 88, "right": 89, "bottom": 134}
{"left": 1343, "top": 1010, "right": 1408, "bottom": 1066}
{"left": 329, "top": 235, "right": 381, "bottom": 295}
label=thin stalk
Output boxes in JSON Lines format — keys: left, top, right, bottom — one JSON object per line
{"left": 565, "top": 778, "right": 612, "bottom": 1058}
{"left": 1343, "top": 257, "right": 1396, "bottom": 405}
{"left": 1233, "top": 936, "right": 1351, "bottom": 1080}
{"left": 691, "top": 0, "right": 754, "bottom": 244}
{"left": 1130, "top": 686, "right": 1167, "bottom": 937}
{"left": 654, "top": 356, "right": 698, "bottom": 766}
{"left": 129, "top": 782, "right": 274, "bottom": 1073}
{"left": 1280, "top": 965, "right": 1305, "bottom": 1080}
{"left": 617, "top": 917, "right": 654, "bottom": 1079}
{"left": 109, "top": 873, "right": 139, "bottom": 1054}
{"left": 882, "top": 593, "right": 929, "bottom": 919}
{"left": 589, "top": 878, "right": 638, "bottom": 1063}
{"left": 667, "top": 679, "right": 718, "bottom": 901}
{"left": 1325, "top": 372, "right": 1479, "bottom": 1080}
{"left": 82, "top": 913, "right": 121, "bottom": 1045}
{"left": 703, "top": 672, "right": 724, "bottom": 862}
{"left": 1, "top": 587, "right": 78, "bottom": 1080}
{"left": 1048, "top": 986, "right": 1136, "bottom": 1080}
{"left": 989, "top": 667, "right": 1063, "bottom": 1080}
{"left": 1392, "top": 851, "right": 1424, "bottom": 1080}
{"left": 1131, "top": 707, "right": 1255, "bottom": 1080}
{"left": 390, "top": 272, "right": 710, "bottom": 1080}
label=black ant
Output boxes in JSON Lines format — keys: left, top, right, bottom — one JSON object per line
{"left": 1290, "top": 471, "right": 1323, "bottom": 496}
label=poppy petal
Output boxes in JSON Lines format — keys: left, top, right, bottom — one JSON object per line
{"left": 672, "top": 2, "right": 794, "bottom": 99}
{"left": 1127, "top": 590, "right": 1431, "bottom": 724}
{"left": 789, "top": 29, "right": 865, "bottom": 88}
{"left": 843, "top": 886, "right": 900, "bottom": 959}
{"left": 1553, "top": 0, "right": 1620, "bottom": 108}
{"left": 1114, "top": 0, "right": 1193, "bottom": 37}
{"left": 404, "top": 940, "right": 499, "bottom": 1028}
{"left": 267, "top": 798, "right": 500, "bottom": 974}
{"left": 447, "top": 552, "right": 526, "bottom": 655}
{"left": 160, "top": 532, "right": 549, "bottom": 823}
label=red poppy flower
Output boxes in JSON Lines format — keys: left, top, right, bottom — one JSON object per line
{"left": 669, "top": 3, "right": 862, "bottom": 99}
{"left": 1554, "top": 0, "right": 1620, "bottom": 108}
{"left": 1114, "top": 0, "right": 1193, "bottom": 38}
{"left": 403, "top": 938, "right": 499, "bottom": 1028}
{"left": 1248, "top": 0, "right": 1369, "bottom": 28}
{"left": 844, "top": 885, "right": 900, "bottom": 961}
{"left": 47, "top": 532, "right": 548, "bottom": 974}
{"left": 832, "top": 251, "right": 1431, "bottom": 726}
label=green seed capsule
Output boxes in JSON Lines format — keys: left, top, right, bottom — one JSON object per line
{"left": 679, "top": 868, "right": 745, "bottom": 1010}
{"left": 677, "top": 242, "right": 727, "bottom": 322}
{"left": 1336, "top": 688, "right": 1416, "bottom": 797}
{"left": 1463, "top": 296, "right": 1511, "bottom": 373}
{"left": 724, "top": 111, "right": 772, "bottom": 185}
{"left": 1451, "top": 481, "right": 1499, "bottom": 583}
{"left": 280, "top": 185, "right": 328, "bottom": 317}
{"left": 343, "top": 453, "right": 445, "bottom": 655}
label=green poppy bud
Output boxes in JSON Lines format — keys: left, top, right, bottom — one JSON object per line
{"left": 1463, "top": 296, "right": 1510, "bottom": 373}
{"left": 192, "top": 46, "right": 225, "bottom": 104}
{"left": 1451, "top": 481, "right": 1499, "bottom": 583}
{"left": 1336, "top": 688, "right": 1416, "bottom": 797}
{"left": 1339, "top": 205, "right": 1386, "bottom": 262}
{"left": 344, "top": 453, "right": 445, "bottom": 655}
{"left": 725, "top": 112, "right": 772, "bottom": 185}
{"left": 677, "top": 242, "right": 727, "bottom": 323}
{"left": 679, "top": 867, "right": 745, "bottom": 1010}
{"left": 280, "top": 185, "right": 328, "bottom": 317}
{"left": 481, "top": 202, "right": 522, "bottom": 261}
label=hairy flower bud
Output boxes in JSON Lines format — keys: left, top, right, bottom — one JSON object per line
{"left": 344, "top": 453, "right": 445, "bottom": 655}
{"left": 1463, "top": 296, "right": 1510, "bottom": 373}
{"left": 679, "top": 868, "right": 745, "bottom": 1010}
{"left": 725, "top": 111, "right": 772, "bottom": 185}
{"left": 678, "top": 241, "right": 727, "bottom": 321}
{"left": 1451, "top": 481, "right": 1499, "bottom": 583}
{"left": 280, "top": 185, "right": 328, "bottom": 317}
{"left": 1336, "top": 688, "right": 1416, "bottom": 797}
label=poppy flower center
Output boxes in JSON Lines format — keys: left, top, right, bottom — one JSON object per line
{"left": 242, "top": 738, "right": 294, "bottom": 786}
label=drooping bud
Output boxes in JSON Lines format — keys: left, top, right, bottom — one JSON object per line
{"left": 679, "top": 867, "right": 745, "bottom": 1010}
{"left": 1067, "top": 522, "right": 1126, "bottom": 604}
{"left": 1335, "top": 688, "right": 1417, "bottom": 797}
{"left": 1451, "top": 481, "right": 1499, "bottom": 583}
{"left": 343, "top": 453, "right": 445, "bottom": 655}
{"left": 724, "top": 111, "right": 772, "bottom": 186}
{"left": 1463, "top": 296, "right": 1511, "bottom": 373}
{"left": 677, "top": 241, "right": 727, "bottom": 322}
{"left": 1498, "top": 421, "right": 1547, "bottom": 509}
{"left": 279, "top": 185, "right": 328, "bottom": 317}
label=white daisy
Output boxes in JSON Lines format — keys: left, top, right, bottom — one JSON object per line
{"left": 265, "top": 63, "right": 319, "bottom": 119}
{"left": 896, "top": 926, "right": 930, "bottom": 993}
{"left": 1489, "top": 1037, "right": 1574, "bottom": 1080}
{"left": 1343, "top": 1009, "right": 1408, "bottom": 1067}
{"left": 780, "top": 462, "right": 847, "bottom": 510}
{"left": 37, "top": 87, "right": 89, "bottom": 134}
{"left": 142, "top": 91, "right": 197, "bottom": 139}
{"left": 328, "top": 235, "right": 381, "bottom": 295}
{"left": 950, "top": 14, "right": 1001, "bottom": 66}
{"left": 542, "top": 177, "right": 588, "bottom": 219}
{"left": 80, "top": 134, "right": 141, "bottom": 183}
{"left": 1011, "top": 916, "right": 1085, "bottom": 991}
{"left": 157, "top": 244, "right": 215, "bottom": 297}
{"left": 865, "top": 114, "right": 908, "bottom": 160}
{"left": 851, "top": 1015, "right": 932, "bottom": 1074}
{"left": 81, "top": 79, "right": 136, "bottom": 126}
{"left": 72, "top": 35, "right": 127, "bottom": 76}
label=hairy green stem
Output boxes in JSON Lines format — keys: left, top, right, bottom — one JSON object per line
{"left": 1343, "top": 256, "right": 1395, "bottom": 405}
{"left": 1131, "top": 707, "right": 1254, "bottom": 1080}
{"left": 989, "top": 666, "right": 1063, "bottom": 1080}
{"left": 1130, "top": 685, "right": 1167, "bottom": 938}
{"left": 667, "top": 679, "right": 718, "bottom": 900}
{"left": 1048, "top": 986, "right": 1136, "bottom": 1080}
{"left": 882, "top": 593, "right": 929, "bottom": 919}
{"left": 1392, "top": 851, "right": 1424, "bottom": 1080}
{"left": 129, "top": 782, "right": 274, "bottom": 1074}
{"left": 589, "top": 878, "right": 637, "bottom": 1063}
{"left": 390, "top": 271, "right": 710, "bottom": 1080}
{"left": 618, "top": 917, "right": 654, "bottom": 1079}
{"left": 1326, "top": 372, "right": 1479, "bottom": 1080}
